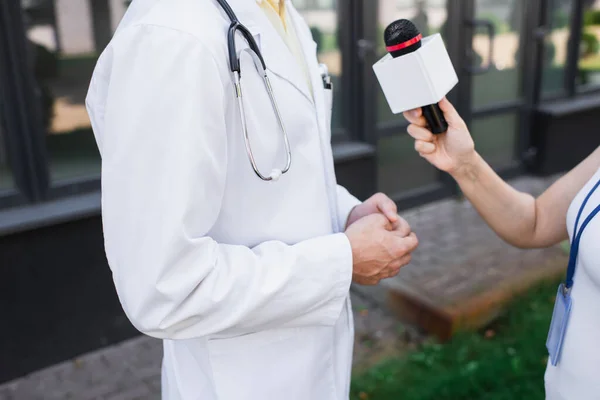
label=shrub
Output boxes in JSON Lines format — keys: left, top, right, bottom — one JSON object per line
{"left": 581, "top": 31, "right": 600, "bottom": 57}
{"left": 584, "top": 9, "right": 600, "bottom": 26}
{"left": 478, "top": 12, "right": 510, "bottom": 35}
{"left": 310, "top": 26, "right": 323, "bottom": 52}
{"left": 553, "top": 9, "right": 570, "bottom": 30}
{"left": 544, "top": 40, "right": 557, "bottom": 65}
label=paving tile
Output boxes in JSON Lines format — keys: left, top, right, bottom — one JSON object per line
{"left": 143, "top": 376, "right": 161, "bottom": 395}
{"left": 0, "top": 387, "right": 14, "bottom": 400}
{"left": 102, "top": 384, "right": 152, "bottom": 400}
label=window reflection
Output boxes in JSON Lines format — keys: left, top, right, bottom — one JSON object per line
{"left": 542, "top": 0, "right": 573, "bottom": 95}
{"left": 579, "top": 1, "right": 600, "bottom": 87}
{"left": 378, "top": 134, "right": 439, "bottom": 194}
{"left": 23, "top": 0, "right": 127, "bottom": 184}
{"left": 376, "top": 0, "right": 448, "bottom": 124}
{"left": 470, "top": 0, "right": 523, "bottom": 107}
{"left": 470, "top": 113, "right": 518, "bottom": 168}
{"left": 297, "top": 0, "right": 345, "bottom": 133}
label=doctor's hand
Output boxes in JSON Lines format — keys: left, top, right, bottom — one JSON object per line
{"left": 403, "top": 98, "right": 477, "bottom": 175}
{"left": 345, "top": 213, "right": 418, "bottom": 286}
{"left": 346, "top": 193, "right": 407, "bottom": 231}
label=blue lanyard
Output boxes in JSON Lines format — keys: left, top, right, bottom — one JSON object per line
{"left": 566, "top": 178, "right": 600, "bottom": 289}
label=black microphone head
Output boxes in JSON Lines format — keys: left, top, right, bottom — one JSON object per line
{"left": 384, "top": 19, "right": 422, "bottom": 58}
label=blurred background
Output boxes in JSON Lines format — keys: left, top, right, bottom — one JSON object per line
{"left": 0, "top": 0, "right": 599, "bottom": 399}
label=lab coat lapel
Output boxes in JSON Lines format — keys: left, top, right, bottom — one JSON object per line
{"left": 287, "top": 4, "right": 325, "bottom": 132}
{"left": 226, "top": 0, "right": 341, "bottom": 233}
{"left": 287, "top": 2, "right": 342, "bottom": 233}
{"left": 228, "top": 0, "right": 314, "bottom": 105}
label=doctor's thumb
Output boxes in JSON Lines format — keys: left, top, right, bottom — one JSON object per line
{"left": 378, "top": 201, "right": 399, "bottom": 223}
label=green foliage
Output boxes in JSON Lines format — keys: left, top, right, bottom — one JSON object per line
{"left": 309, "top": 26, "right": 338, "bottom": 54}
{"left": 351, "top": 279, "right": 560, "bottom": 400}
{"left": 581, "top": 31, "right": 600, "bottom": 57}
{"left": 377, "top": 25, "right": 386, "bottom": 56}
{"left": 553, "top": 9, "right": 571, "bottom": 30}
{"left": 584, "top": 9, "right": 600, "bottom": 26}
{"left": 310, "top": 26, "right": 323, "bottom": 52}
{"left": 478, "top": 12, "right": 510, "bottom": 35}
{"left": 321, "top": 32, "right": 338, "bottom": 53}
{"left": 544, "top": 40, "right": 557, "bottom": 66}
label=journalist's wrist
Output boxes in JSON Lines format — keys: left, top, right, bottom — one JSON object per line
{"left": 449, "top": 151, "right": 482, "bottom": 181}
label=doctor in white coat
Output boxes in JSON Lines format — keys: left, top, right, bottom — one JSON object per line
{"left": 86, "top": 0, "right": 419, "bottom": 399}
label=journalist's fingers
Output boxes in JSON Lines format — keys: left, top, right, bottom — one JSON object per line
{"left": 415, "top": 140, "right": 436, "bottom": 155}
{"left": 407, "top": 123, "right": 434, "bottom": 142}
{"left": 403, "top": 108, "right": 427, "bottom": 127}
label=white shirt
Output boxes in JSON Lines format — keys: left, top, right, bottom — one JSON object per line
{"left": 544, "top": 167, "right": 600, "bottom": 400}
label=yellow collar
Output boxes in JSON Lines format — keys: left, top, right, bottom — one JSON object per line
{"left": 256, "top": 0, "right": 287, "bottom": 32}
{"left": 257, "top": 0, "right": 286, "bottom": 21}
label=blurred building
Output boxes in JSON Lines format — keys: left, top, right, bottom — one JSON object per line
{"left": 1, "top": 0, "right": 600, "bottom": 384}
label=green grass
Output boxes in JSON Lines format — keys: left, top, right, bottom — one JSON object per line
{"left": 350, "top": 279, "right": 561, "bottom": 400}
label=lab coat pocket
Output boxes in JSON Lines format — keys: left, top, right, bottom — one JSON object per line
{"left": 207, "top": 327, "right": 335, "bottom": 400}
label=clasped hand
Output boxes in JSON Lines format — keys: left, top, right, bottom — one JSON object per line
{"left": 345, "top": 193, "right": 418, "bottom": 286}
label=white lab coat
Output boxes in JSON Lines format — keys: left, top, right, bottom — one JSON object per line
{"left": 85, "top": 0, "right": 362, "bottom": 399}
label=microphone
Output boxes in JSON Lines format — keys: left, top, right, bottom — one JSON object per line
{"left": 373, "top": 19, "right": 458, "bottom": 134}
{"left": 384, "top": 19, "right": 447, "bottom": 134}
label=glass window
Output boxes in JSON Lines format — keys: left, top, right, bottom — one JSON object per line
{"left": 295, "top": 0, "right": 333, "bottom": 10}
{"left": 541, "top": 0, "right": 574, "bottom": 96}
{"left": 470, "top": 113, "right": 518, "bottom": 169}
{"left": 0, "top": 121, "right": 14, "bottom": 191}
{"left": 470, "top": 0, "right": 524, "bottom": 108}
{"left": 578, "top": 2, "right": 600, "bottom": 88}
{"left": 22, "top": 0, "right": 126, "bottom": 184}
{"left": 376, "top": 0, "right": 449, "bottom": 126}
{"left": 377, "top": 133, "right": 439, "bottom": 194}
{"left": 298, "top": 0, "right": 346, "bottom": 133}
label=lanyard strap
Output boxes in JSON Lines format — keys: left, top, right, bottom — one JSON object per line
{"left": 566, "top": 178, "right": 600, "bottom": 289}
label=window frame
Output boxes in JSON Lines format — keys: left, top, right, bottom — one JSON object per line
{"left": 0, "top": 0, "right": 50, "bottom": 208}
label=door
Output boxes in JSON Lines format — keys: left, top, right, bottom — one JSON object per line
{"left": 454, "top": 0, "right": 544, "bottom": 174}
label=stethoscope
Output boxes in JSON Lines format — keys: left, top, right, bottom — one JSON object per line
{"left": 216, "top": 0, "right": 291, "bottom": 182}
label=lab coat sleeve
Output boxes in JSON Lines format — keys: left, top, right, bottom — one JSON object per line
{"left": 336, "top": 185, "right": 362, "bottom": 230}
{"left": 93, "top": 25, "right": 353, "bottom": 340}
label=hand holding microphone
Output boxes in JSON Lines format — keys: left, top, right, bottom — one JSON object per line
{"left": 403, "top": 97, "right": 477, "bottom": 176}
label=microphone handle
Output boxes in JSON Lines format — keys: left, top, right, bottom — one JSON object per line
{"left": 422, "top": 103, "right": 448, "bottom": 134}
